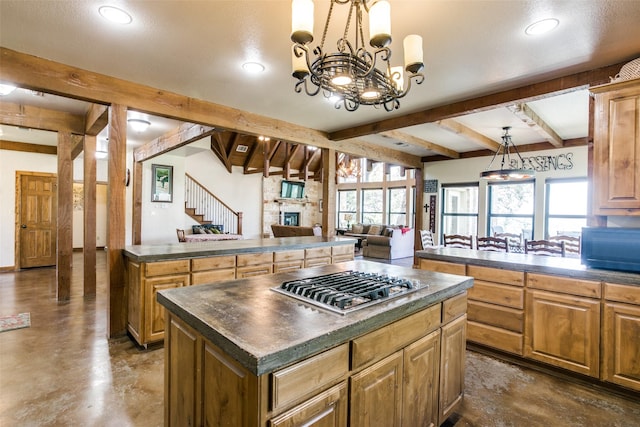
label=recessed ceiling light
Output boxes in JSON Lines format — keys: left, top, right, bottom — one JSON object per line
{"left": 99, "top": 6, "right": 133, "bottom": 25}
{"left": 525, "top": 18, "right": 559, "bottom": 36}
{"left": 242, "top": 62, "right": 265, "bottom": 73}
{"left": 0, "top": 84, "right": 17, "bottom": 96}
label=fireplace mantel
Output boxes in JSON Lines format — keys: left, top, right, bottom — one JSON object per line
{"left": 275, "top": 198, "right": 308, "bottom": 205}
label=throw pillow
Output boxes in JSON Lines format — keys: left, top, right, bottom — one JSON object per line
{"left": 368, "top": 225, "right": 382, "bottom": 235}
{"left": 351, "top": 224, "right": 364, "bottom": 234}
{"left": 383, "top": 227, "right": 393, "bottom": 237}
{"left": 204, "top": 228, "right": 213, "bottom": 234}
{"left": 193, "top": 226, "right": 205, "bottom": 234}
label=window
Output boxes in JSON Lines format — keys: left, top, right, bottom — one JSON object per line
{"left": 363, "top": 161, "right": 384, "bottom": 182}
{"left": 337, "top": 190, "right": 356, "bottom": 228}
{"left": 545, "top": 178, "right": 587, "bottom": 238}
{"left": 388, "top": 166, "right": 414, "bottom": 181}
{"left": 441, "top": 184, "right": 478, "bottom": 239}
{"left": 387, "top": 187, "right": 407, "bottom": 225}
{"left": 487, "top": 180, "right": 535, "bottom": 240}
{"left": 361, "top": 188, "right": 383, "bottom": 224}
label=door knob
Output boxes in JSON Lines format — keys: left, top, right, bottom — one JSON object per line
{"left": 21, "top": 224, "right": 27, "bottom": 228}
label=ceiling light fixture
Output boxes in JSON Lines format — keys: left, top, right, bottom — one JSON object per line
{"left": 525, "top": 18, "right": 559, "bottom": 36}
{"left": 242, "top": 62, "right": 265, "bottom": 73}
{"left": 480, "top": 127, "right": 535, "bottom": 181}
{"left": 98, "top": 6, "right": 133, "bottom": 25}
{"left": 128, "top": 118, "right": 151, "bottom": 132}
{"left": 291, "top": 0, "right": 424, "bottom": 112}
{"left": 0, "top": 83, "right": 17, "bottom": 96}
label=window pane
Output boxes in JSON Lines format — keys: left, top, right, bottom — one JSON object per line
{"left": 489, "top": 217, "right": 533, "bottom": 240}
{"left": 442, "top": 215, "right": 477, "bottom": 236}
{"left": 388, "top": 166, "right": 409, "bottom": 181}
{"left": 548, "top": 181, "right": 588, "bottom": 215}
{"left": 388, "top": 187, "right": 406, "bottom": 225}
{"left": 490, "top": 182, "right": 534, "bottom": 214}
{"left": 338, "top": 190, "right": 356, "bottom": 211}
{"left": 363, "top": 162, "right": 383, "bottom": 182}
{"left": 443, "top": 186, "right": 478, "bottom": 214}
{"left": 362, "top": 189, "right": 383, "bottom": 224}
{"left": 547, "top": 218, "right": 587, "bottom": 237}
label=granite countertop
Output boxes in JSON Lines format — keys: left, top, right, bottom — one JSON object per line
{"left": 416, "top": 247, "right": 640, "bottom": 286}
{"left": 157, "top": 260, "right": 473, "bottom": 375}
{"left": 123, "top": 236, "right": 356, "bottom": 262}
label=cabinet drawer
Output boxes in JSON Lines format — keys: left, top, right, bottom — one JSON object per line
{"left": 443, "top": 292, "right": 467, "bottom": 323}
{"left": 273, "top": 260, "right": 304, "bottom": 273}
{"left": 468, "top": 280, "right": 524, "bottom": 309}
{"left": 467, "top": 321, "right": 523, "bottom": 355}
{"left": 237, "top": 264, "right": 273, "bottom": 278}
{"left": 466, "top": 265, "right": 524, "bottom": 287}
{"left": 527, "top": 273, "right": 601, "bottom": 298}
{"left": 269, "top": 381, "right": 348, "bottom": 427}
{"left": 332, "top": 253, "right": 354, "bottom": 264}
{"left": 604, "top": 282, "right": 640, "bottom": 305}
{"left": 237, "top": 252, "right": 273, "bottom": 267}
{"left": 305, "top": 246, "right": 332, "bottom": 259}
{"left": 273, "top": 250, "right": 304, "bottom": 263}
{"left": 305, "top": 257, "right": 331, "bottom": 268}
{"left": 271, "top": 343, "right": 349, "bottom": 411}
{"left": 419, "top": 259, "right": 465, "bottom": 275}
{"left": 332, "top": 244, "right": 354, "bottom": 256}
{"left": 145, "top": 259, "right": 190, "bottom": 277}
{"left": 191, "top": 268, "right": 235, "bottom": 285}
{"left": 468, "top": 300, "right": 523, "bottom": 333}
{"left": 191, "top": 255, "right": 235, "bottom": 271}
{"left": 352, "top": 304, "right": 441, "bottom": 370}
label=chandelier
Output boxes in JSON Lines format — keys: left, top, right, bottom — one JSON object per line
{"left": 290, "top": 0, "right": 424, "bottom": 112}
{"left": 480, "top": 126, "right": 535, "bottom": 181}
{"left": 337, "top": 153, "right": 362, "bottom": 178}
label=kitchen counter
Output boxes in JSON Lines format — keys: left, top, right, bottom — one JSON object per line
{"left": 416, "top": 247, "right": 640, "bottom": 286}
{"left": 157, "top": 259, "right": 473, "bottom": 375}
{"left": 123, "top": 235, "right": 355, "bottom": 263}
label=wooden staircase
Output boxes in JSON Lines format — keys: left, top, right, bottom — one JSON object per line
{"left": 184, "top": 173, "right": 243, "bottom": 234}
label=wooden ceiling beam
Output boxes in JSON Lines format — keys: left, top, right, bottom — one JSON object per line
{"left": 437, "top": 119, "right": 501, "bottom": 151}
{"left": 0, "top": 100, "right": 84, "bottom": 134}
{"left": 0, "top": 48, "right": 421, "bottom": 168}
{"left": 380, "top": 130, "right": 460, "bottom": 158}
{"left": 243, "top": 139, "right": 263, "bottom": 174}
{"left": 328, "top": 61, "right": 626, "bottom": 141}
{"left": 0, "top": 139, "right": 57, "bottom": 155}
{"left": 134, "top": 122, "right": 215, "bottom": 162}
{"left": 508, "top": 103, "right": 564, "bottom": 148}
{"left": 210, "top": 132, "right": 234, "bottom": 173}
{"left": 85, "top": 103, "right": 108, "bottom": 136}
{"left": 71, "top": 134, "right": 84, "bottom": 159}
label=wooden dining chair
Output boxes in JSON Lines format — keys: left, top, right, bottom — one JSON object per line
{"left": 549, "top": 234, "right": 581, "bottom": 255}
{"left": 495, "top": 232, "right": 523, "bottom": 248}
{"left": 419, "top": 230, "right": 436, "bottom": 249}
{"left": 477, "top": 236, "right": 510, "bottom": 252}
{"left": 176, "top": 229, "right": 186, "bottom": 243}
{"left": 524, "top": 239, "right": 565, "bottom": 257}
{"left": 443, "top": 234, "right": 473, "bottom": 249}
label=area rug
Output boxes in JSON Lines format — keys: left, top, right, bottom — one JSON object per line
{"left": 0, "top": 312, "right": 31, "bottom": 333}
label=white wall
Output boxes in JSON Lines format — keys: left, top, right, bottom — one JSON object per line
{"left": 422, "top": 146, "right": 592, "bottom": 242}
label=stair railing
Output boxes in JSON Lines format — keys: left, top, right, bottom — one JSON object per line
{"left": 185, "top": 173, "right": 243, "bottom": 235}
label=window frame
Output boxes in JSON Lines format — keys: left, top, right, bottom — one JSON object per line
{"left": 486, "top": 179, "right": 536, "bottom": 240}
{"left": 544, "top": 177, "right": 588, "bottom": 239}
{"left": 440, "top": 182, "right": 479, "bottom": 242}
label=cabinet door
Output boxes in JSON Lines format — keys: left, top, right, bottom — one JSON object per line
{"left": 269, "top": 382, "right": 348, "bottom": 427}
{"left": 439, "top": 314, "right": 467, "bottom": 426}
{"left": 145, "top": 274, "right": 189, "bottom": 343}
{"left": 403, "top": 330, "right": 440, "bottom": 427}
{"left": 525, "top": 290, "right": 600, "bottom": 377}
{"left": 603, "top": 302, "right": 640, "bottom": 391}
{"left": 593, "top": 82, "right": 640, "bottom": 214}
{"left": 350, "top": 351, "right": 403, "bottom": 427}
{"left": 419, "top": 259, "right": 466, "bottom": 275}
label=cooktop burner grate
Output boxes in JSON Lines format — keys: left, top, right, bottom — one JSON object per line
{"left": 273, "top": 270, "right": 426, "bottom": 314}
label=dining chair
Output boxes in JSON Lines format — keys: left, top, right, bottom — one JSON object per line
{"left": 549, "top": 234, "right": 581, "bottom": 255}
{"left": 419, "top": 230, "right": 436, "bottom": 249}
{"left": 176, "top": 229, "right": 186, "bottom": 243}
{"left": 495, "top": 232, "right": 523, "bottom": 247}
{"left": 524, "top": 239, "right": 565, "bottom": 257}
{"left": 443, "top": 234, "right": 473, "bottom": 249}
{"left": 477, "top": 236, "right": 510, "bottom": 252}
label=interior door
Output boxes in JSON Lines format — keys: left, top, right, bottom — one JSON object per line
{"left": 19, "top": 173, "right": 57, "bottom": 268}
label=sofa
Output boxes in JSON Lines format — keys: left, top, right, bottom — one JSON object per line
{"left": 345, "top": 224, "right": 415, "bottom": 259}
{"left": 271, "top": 224, "right": 322, "bottom": 238}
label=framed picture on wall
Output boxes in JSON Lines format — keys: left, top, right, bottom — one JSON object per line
{"left": 151, "top": 164, "right": 173, "bottom": 202}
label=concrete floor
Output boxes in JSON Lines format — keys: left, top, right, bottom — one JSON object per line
{"left": 1, "top": 252, "right": 639, "bottom": 426}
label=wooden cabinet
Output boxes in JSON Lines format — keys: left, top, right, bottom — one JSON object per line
{"left": 331, "top": 244, "right": 354, "bottom": 264}
{"left": 191, "top": 255, "right": 236, "bottom": 285}
{"left": 438, "top": 314, "right": 467, "bottom": 426}
{"left": 591, "top": 78, "right": 640, "bottom": 215}
{"left": 273, "top": 250, "right": 305, "bottom": 273}
{"left": 237, "top": 252, "right": 274, "bottom": 278}
{"left": 602, "top": 282, "right": 640, "bottom": 392}
{"left": 270, "top": 382, "right": 348, "bottom": 427}
{"left": 419, "top": 259, "right": 466, "bottom": 275}
{"left": 305, "top": 247, "right": 332, "bottom": 268}
{"left": 463, "top": 265, "right": 525, "bottom": 356}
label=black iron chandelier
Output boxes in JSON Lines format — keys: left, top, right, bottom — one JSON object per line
{"left": 480, "top": 127, "right": 535, "bottom": 181}
{"left": 290, "top": 0, "right": 424, "bottom": 112}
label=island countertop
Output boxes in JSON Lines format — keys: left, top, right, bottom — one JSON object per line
{"left": 157, "top": 259, "right": 473, "bottom": 375}
{"left": 416, "top": 247, "right": 640, "bottom": 286}
{"left": 123, "top": 236, "right": 355, "bottom": 263}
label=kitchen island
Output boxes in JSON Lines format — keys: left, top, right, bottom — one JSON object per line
{"left": 416, "top": 247, "right": 640, "bottom": 394}
{"left": 157, "top": 260, "right": 473, "bottom": 427}
{"left": 123, "top": 236, "right": 355, "bottom": 347}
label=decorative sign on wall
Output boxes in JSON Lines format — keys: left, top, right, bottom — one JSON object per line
{"left": 429, "top": 195, "right": 436, "bottom": 233}
{"left": 424, "top": 179, "right": 438, "bottom": 193}
{"left": 513, "top": 153, "right": 574, "bottom": 172}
